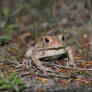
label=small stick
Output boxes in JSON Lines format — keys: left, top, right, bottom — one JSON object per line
{"left": 20, "top": 72, "right": 69, "bottom": 79}
{"left": 51, "top": 64, "right": 92, "bottom": 71}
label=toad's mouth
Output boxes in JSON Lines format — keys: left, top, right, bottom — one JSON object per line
{"left": 42, "top": 47, "right": 66, "bottom": 50}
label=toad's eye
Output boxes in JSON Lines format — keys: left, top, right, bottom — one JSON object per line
{"left": 45, "top": 38, "right": 49, "bottom": 43}
{"left": 62, "top": 36, "right": 65, "bottom": 41}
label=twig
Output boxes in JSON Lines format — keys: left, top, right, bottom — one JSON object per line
{"left": 20, "top": 72, "right": 69, "bottom": 79}
{"left": 11, "top": 7, "right": 22, "bottom": 16}
{"left": 51, "top": 64, "right": 92, "bottom": 71}
{"left": 6, "top": 51, "right": 21, "bottom": 66}
{"left": 11, "top": 0, "right": 24, "bottom": 16}
{"left": 67, "top": 0, "right": 77, "bottom": 10}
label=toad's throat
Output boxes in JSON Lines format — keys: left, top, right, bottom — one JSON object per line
{"left": 39, "top": 48, "right": 66, "bottom": 58}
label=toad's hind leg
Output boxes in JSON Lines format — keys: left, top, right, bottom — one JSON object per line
{"left": 66, "top": 46, "right": 76, "bottom": 67}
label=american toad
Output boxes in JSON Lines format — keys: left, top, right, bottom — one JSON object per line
{"left": 23, "top": 34, "right": 75, "bottom": 72}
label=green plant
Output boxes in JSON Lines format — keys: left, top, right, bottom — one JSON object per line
{"left": 0, "top": 35, "right": 12, "bottom": 46}
{"left": 0, "top": 71, "right": 26, "bottom": 92}
{"left": 1, "top": 7, "right": 10, "bottom": 29}
{"left": 1, "top": 7, "right": 19, "bottom": 32}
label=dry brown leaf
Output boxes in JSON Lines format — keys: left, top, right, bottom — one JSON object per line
{"left": 39, "top": 88, "right": 46, "bottom": 92}
{"left": 39, "top": 78, "right": 47, "bottom": 83}
{"left": 86, "top": 61, "right": 92, "bottom": 64}
{"left": 59, "top": 80, "right": 69, "bottom": 87}
{"left": 76, "top": 78, "right": 85, "bottom": 83}
{"left": 85, "top": 81, "right": 89, "bottom": 84}
{"left": 74, "top": 56, "right": 82, "bottom": 60}
{"left": 19, "top": 57, "right": 24, "bottom": 62}
{"left": 79, "top": 64, "right": 86, "bottom": 68}
{"left": 59, "top": 69, "right": 68, "bottom": 72}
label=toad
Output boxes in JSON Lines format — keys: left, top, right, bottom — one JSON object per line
{"left": 23, "top": 34, "right": 75, "bottom": 72}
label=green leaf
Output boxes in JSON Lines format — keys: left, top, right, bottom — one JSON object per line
{"left": 0, "top": 79, "right": 7, "bottom": 84}
{"left": 2, "top": 8, "right": 10, "bottom": 18}
{"left": 0, "top": 20, "right": 5, "bottom": 28}
{"left": 0, "top": 84, "right": 11, "bottom": 90}
{"left": 12, "top": 75, "right": 18, "bottom": 85}
{"left": 6, "top": 84, "right": 12, "bottom": 89}
{"left": 19, "top": 85, "right": 26, "bottom": 90}
{"left": 15, "top": 78, "right": 23, "bottom": 85}
{"left": 14, "top": 86, "right": 20, "bottom": 92}
{"left": 0, "top": 35, "right": 12, "bottom": 41}
{"left": 0, "top": 71, "right": 4, "bottom": 78}
{"left": 0, "top": 72, "right": 25, "bottom": 92}
{"left": 9, "top": 72, "right": 15, "bottom": 81}
{"left": 7, "top": 24, "right": 19, "bottom": 30}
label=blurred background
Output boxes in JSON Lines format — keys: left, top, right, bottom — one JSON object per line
{"left": 0, "top": 0, "right": 92, "bottom": 57}
{"left": 0, "top": 0, "right": 92, "bottom": 59}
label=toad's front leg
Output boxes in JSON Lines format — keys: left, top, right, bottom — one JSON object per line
{"left": 31, "top": 54, "right": 53, "bottom": 72}
{"left": 66, "top": 46, "right": 76, "bottom": 67}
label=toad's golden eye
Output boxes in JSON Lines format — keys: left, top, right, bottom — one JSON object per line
{"left": 45, "top": 38, "right": 49, "bottom": 43}
{"left": 62, "top": 36, "right": 65, "bottom": 41}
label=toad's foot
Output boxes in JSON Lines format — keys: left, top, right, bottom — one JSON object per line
{"left": 66, "top": 60, "right": 76, "bottom": 67}
{"left": 23, "top": 59, "right": 32, "bottom": 68}
{"left": 23, "top": 59, "right": 53, "bottom": 72}
{"left": 38, "top": 64, "right": 53, "bottom": 73}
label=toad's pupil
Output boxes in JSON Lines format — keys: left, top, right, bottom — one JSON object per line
{"left": 62, "top": 36, "right": 64, "bottom": 41}
{"left": 45, "top": 38, "right": 49, "bottom": 43}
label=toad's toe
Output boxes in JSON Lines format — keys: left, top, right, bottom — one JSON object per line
{"left": 38, "top": 65, "right": 53, "bottom": 72}
{"left": 23, "top": 59, "right": 32, "bottom": 68}
{"left": 66, "top": 60, "right": 76, "bottom": 67}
